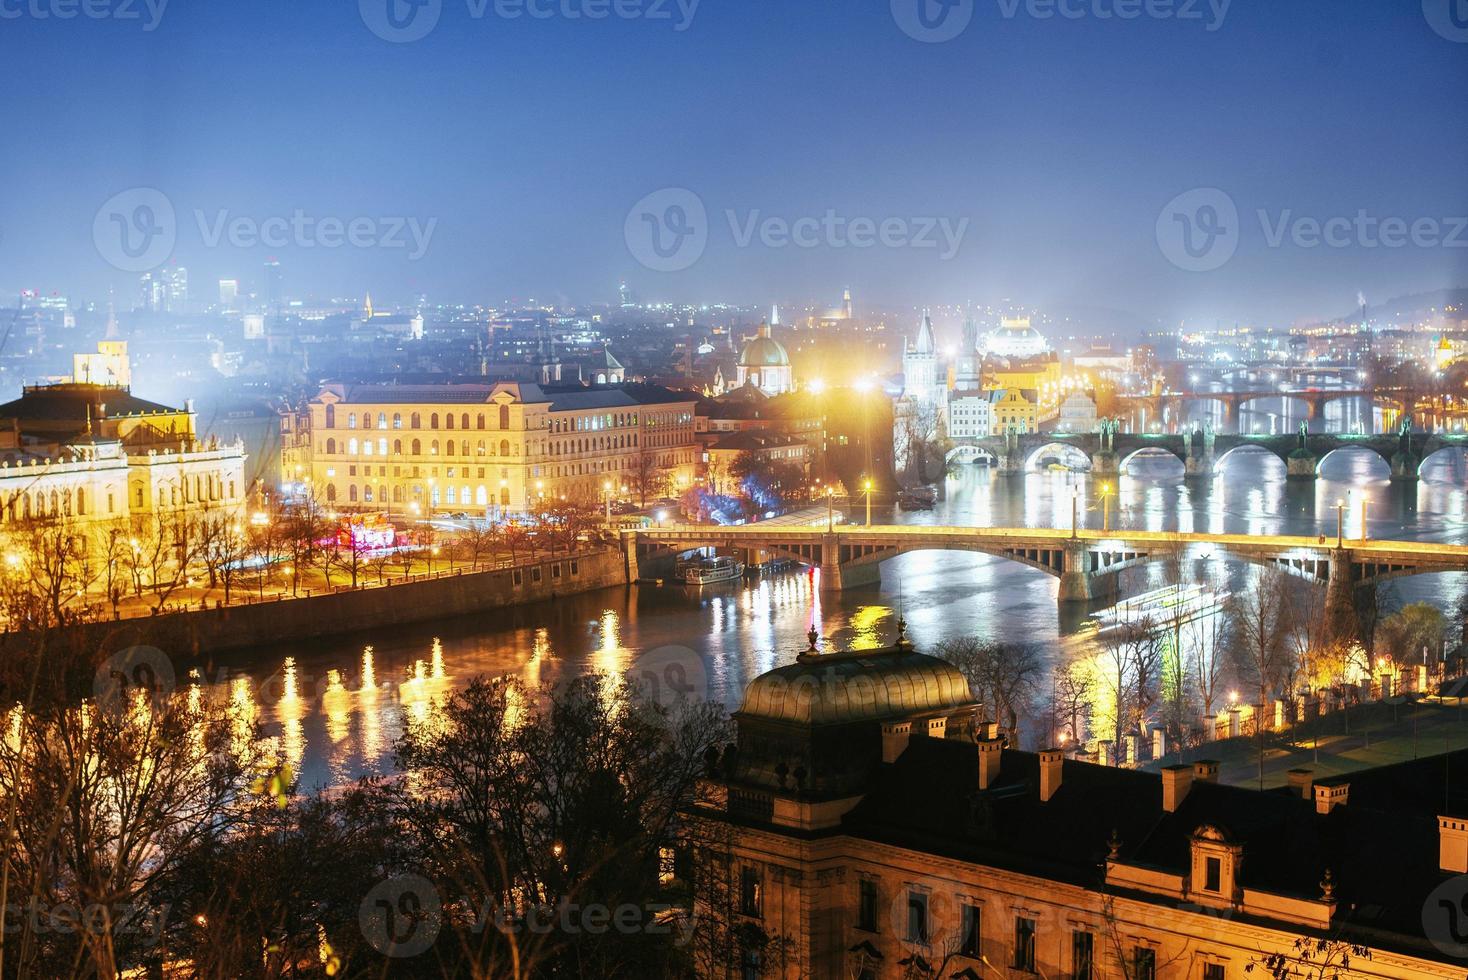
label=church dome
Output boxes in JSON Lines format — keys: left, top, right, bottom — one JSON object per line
{"left": 737, "top": 640, "right": 975, "bottom": 727}
{"left": 986, "top": 317, "right": 1048, "bottom": 359}
{"left": 739, "top": 323, "right": 790, "bottom": 368}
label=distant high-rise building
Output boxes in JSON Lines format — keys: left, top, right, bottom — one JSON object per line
{"left": 842, "top": 287, "right": 854, "bottom": 321}
{"left": 139, "top": 266, "right": 188, "bottom": 313}
{"left": 263, "top": 258, "right": 284, "bottom": 312}
{"left": 218, "top": 279, "right": 239, "bottom": 308}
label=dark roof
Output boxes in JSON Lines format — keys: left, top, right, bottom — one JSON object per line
{"left": 842, "top": 740, "right": 1468, "bottom": 959}
{"left": 0, "top": 384, "right": 180, "bottom": 420}
{"left": 708, "top": 431, "right": 807, "bottom": 453}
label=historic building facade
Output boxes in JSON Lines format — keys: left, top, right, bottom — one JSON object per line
{"left": 0, "top": 382, "right": 247, "bottom": 527}
{"left": 302, "top": 381, "right": 699, "bottom": 515}
{"left": 690, "top": 630, "right": 1463, "bottom": 979}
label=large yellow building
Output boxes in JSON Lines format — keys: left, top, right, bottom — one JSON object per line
{"left": 0, "top": 383, "right": 247, "bottom": 526}
{"left": 303, "top": 381, "right": 699, "bottom": 514}
{"left": 690, "top": 632, "right": 1465, "bottom": 979}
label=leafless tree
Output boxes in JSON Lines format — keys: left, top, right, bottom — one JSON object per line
{"left": 936, "top": 638, "right": 1043, "bottom": 742}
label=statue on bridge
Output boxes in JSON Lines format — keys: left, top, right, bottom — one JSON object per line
{"left": 1398, "top": 414, "right": 1414, "bottom": 455}
{"left": 1297, "top": 420, "right": 1309, "bottom": 453}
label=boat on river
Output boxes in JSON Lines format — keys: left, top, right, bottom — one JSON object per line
{"left": 677, "top": 555, "right": 746, "bottom": 586}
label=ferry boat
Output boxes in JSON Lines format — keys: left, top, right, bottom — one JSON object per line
{"left": 678, "top": 555, "right": 746, "bottom": 586}
{"left": 897, "top": 486, "right": 938, "bottom": 511}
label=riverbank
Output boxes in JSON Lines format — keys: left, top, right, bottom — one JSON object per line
{"left": 1, "top": 549, "right": 629, "bottom": 660}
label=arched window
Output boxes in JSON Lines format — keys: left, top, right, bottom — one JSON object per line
{"left": 393, "top": 413, "right": 403, "bottom": 429}
{"left": 477, "top": 440, "right": 486, "bottom": 456}
{"left": 446, "top": 413, "right": 455, "bottom": 430}
{"left": 348, "top": 438, "right": 359, "bottom": 455}
{"left": 476, "top": 486, "right": 488, "bottom": 506}
{"left": 430, "top": 440, "right": 439, "bottom": 456}
{"left": 412, "top": 438, "right": 422, "bottom": 455}
{"left": 377, "top": 412, "right": 387, "bottom": 429}
{"left": 460, "top": 440, "right": 468, "bottom": 457}
{"left": 431, "top": 413, "right": 440, "bottom": 430}
{"left": 325, "top": 404, "right": 336, "bottom": 428}
{"left": 326, "top": 484, "right": 337, "bottom": 501}
{"left": 500, "top": 439, "right": 511, "bottom": 457}
{"left": 377, "top": 438, "right": 388, "bottom": 455}
{"left": 477, "top": 414, "right": 486, "bottom": 430}
{"left": 326, "top": 437, "right": 336, "bottom": 454}
{"left": 364, "top": 486, "right": 374, "bottom": 503}
{"left": 348, "top": 413, "right": 357, "bottom": 429}
{"left": 446, "top": 486, "right": 457, "bottom": 505}
{"left": 393, "top": 439, "right": 402, "bottom": 454}
{"left": 499, "top": 405, "right": 510, "bottom": 429}
{"left": 460, "top": 413, "right": 470, "bottom": 430}
{"left": 349, "top": 485, "right": 359, "bottom": 502}
{"left": 411, "top": 412, "right": 421, "bottom": 428}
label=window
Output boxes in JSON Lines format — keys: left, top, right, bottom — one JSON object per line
{"left": 377, "top": 412, "right": 387, "bottom": 429}
{"left": 411, "top": 412, "right": 421, "bottom": 428}
{"left": 446, "top": 413, "right": 455, "bottom": 430}
{"left": 906, "top": 892, "right": 927, "bottom": 943}
{"left": 1072, "top": 931, "right": 1094, "bottom": 980}
{"left": 1014, "top": 917, "right": 1036, "bottom": 972}
{"left": 740, "top": 946, "right": 762, "bottom": 980}
{"left": 1203, "top": 964, "right": 1225, "bottom": 980}
{"left": 960, "top": 904, "right": 981, "bottom": 957}
{"left": 512, "top": 569, "right": 523, "bottom": 587}
{"left": 411, "top": 438, "right": 421, "bottom": 455}
{"left": 461, "top": 412, "right": 470, "bottom": 430}
{"left": 1133, "top": 947, "right": 1156, "bottom": 980}
{"left": 856, "top": 879, "right": 880, "bottom": 932}
{"left": 324, "top": 404, "right": 336, "bottom": 428}
{"left": 499, "top": 404, "right": 510, "bottom": 429}
{"left": 431, "top": 413, "right": 440, "bottom": 429}
{"left": 393, "top": 413, "right": 402, "bottom": 429}
{"left": 740, "top": 867, "right": 762, "bottom": 918}
{"left": 348, "top": 412, "right": 357, "bottom": 429}
{"left": 1205, "top": 856, "right": 1222, "bottom": 893}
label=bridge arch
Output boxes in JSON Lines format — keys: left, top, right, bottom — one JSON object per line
{"left": 1239, "top": 393, "right": 1312, "bottom": 420}
{"left": 1023, "top": 442, "right": 1092, "bottom": 473}
{"left": 1419, "top": 445, "right": 1468, "bottom": 482}
{"left": 1212, "top": 444, "right": 1288, "bottom": 477}
{"left": 947, "top": 444, "right": 997, "bottom": 465}
{"left": 1317, "top": 445, "right": 1393, "bottom": 478}
{"left": 1119, "top": 447, "right": 1185, "bottom": 477}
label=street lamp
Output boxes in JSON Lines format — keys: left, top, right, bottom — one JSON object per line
{"left": 862, "top": 479, "right": 873, "bottom": 527}
{"left": 826, "top": 486, "right": 836, "bottom": 532}
{"left": 1334, "top": 497, "right": 1346, "bottom": 548}
{"left": 603, "top": 480, "right": 613, "bottom": 523}
{"left": 1099, "top": 482, "right": 1114, "bottom": 533}
{"left": 1359, "top": 495, "right": 1370, "bottom": 544}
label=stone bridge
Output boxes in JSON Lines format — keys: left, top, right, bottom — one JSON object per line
{"left": 949, "top": 428, "right": 1466, "bottom": 481}
{"left": 1117, "top": 389, "right": 1389, "bottom": 430}
{"left": 624, "top": 525, "right": 1468, "bottom": 611}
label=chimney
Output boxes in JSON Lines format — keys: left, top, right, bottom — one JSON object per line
{"left": 1193, "top": 759, "right": 1220, "bottom": 784}
{"left": 925, "top": 717, "right": 947, "bottom": 740}
{"left": 1161, "top": 764, "right": 1193, "bottom": 812}
{"left": 977, "top": 738, "right": 1003, "bottom": 790}
{"left": 1039, "top": 749, "right": 1064, "bottom": 802}
{"left": 1440, "top": 816, "right": 1468, "bottom": 874}
{"left": 1314, "top": 780, "right": 1349, "bottom": 815}
{"left": 1286, "top": 768, "right": 1314, "bottom": 800}
{"left": 881, "top": 721, "right": 912, "bottom": 764}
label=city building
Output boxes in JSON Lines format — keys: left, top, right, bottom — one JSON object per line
{"left": 901, "top": 310, "right": 945, "bottom": 410}
{"left": 737, "top": 322, "right": 795, "bottom": 397}
{"left": 690, "top": 630, "right": 1465, "bottom": 979}
{"left": 302, "top": 381, "right": 699, "bottom": 515}
{"left": 989, "top": 388, "right": 1037, "bottom": 433}
{"left": 951, "top": 315, "right": 982, "bottom": 393}
{"left": 947, "top": 394, "right": 993, "bottom": 439}
{"left": 71, "top": 318, "right": 132, "bottom": 389}
{"left": 0, "top": 382, "right": 247, "bottom": 526}
{"left": 139, "top": 266, "right": 189, "bottom": 314}
{"left": 1053, "top": 391, "right": 1099, "bottom": 433}
{"left": 984, "top": 315, "right": 1049, "bottom": 359}
{"left": 703, "top": 431, "right": 811, "bottom": 497}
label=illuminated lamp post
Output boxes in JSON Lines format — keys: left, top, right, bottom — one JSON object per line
{"left": 863, "top": 478, "right": 873, "bottom": 527}
{"left": 826, "top": 486, "right": 836, "bottom": 533}
{"left": 1335, "top": 497, "right": 1346, "bottom": 548}
{"left": 1100, "top": 482, "right": 1114, "bottom": 533}
{"left": 1359, "top": 495, "right": 1369, "bottom": 544}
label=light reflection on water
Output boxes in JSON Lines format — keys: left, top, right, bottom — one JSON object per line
{"left": 201, "top": 447, "right": 1468, "bottom": 791}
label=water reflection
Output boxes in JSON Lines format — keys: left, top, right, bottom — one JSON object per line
{"left": 200, "top": 453, "right": 1467, "bottom": 791}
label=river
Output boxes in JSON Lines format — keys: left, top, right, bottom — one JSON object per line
{"left": 202, "top": 425, "right": 1468, "bottom": 793}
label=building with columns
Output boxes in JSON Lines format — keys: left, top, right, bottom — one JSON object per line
{"left": 301, "top": 381, "right": 698, "bottom": 515}
{"left": 689, "top": 628, "right": 1465, "bottom": 979}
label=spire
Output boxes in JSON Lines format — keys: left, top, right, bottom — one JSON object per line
{"left": 842, "top": 287, "right": 853, "bottom": 320}
{"left": 914, "top": 309, "right": 936, "bottom": 355}
{"left": 770, "top": 304, "right": 781, "bottom": 327}
{"left": 364, "top": 293, "right": 374, "bottom": 319}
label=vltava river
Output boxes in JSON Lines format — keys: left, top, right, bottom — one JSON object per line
{"left": 202, "top": 438, "right": 1468, "bottom": 792}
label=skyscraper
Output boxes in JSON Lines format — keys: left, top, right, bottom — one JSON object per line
{"left": 263, "top": 258, "right": 284, "bottom": 313}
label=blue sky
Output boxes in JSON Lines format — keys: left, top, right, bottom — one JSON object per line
{"left": 1, "top": 0, "right": 1465, "bottom": 326}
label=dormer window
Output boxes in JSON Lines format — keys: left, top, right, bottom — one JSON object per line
{"left": 1190, "top": 825, "right": 1241, "bottom": 905}
{"left": 1204, "top": 856, "right": 1222, "bottom": 892}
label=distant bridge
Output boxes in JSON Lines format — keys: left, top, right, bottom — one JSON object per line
{"left": 624, "top": 525, "right": 1468, "bottom": 606}
{"left": 1116, "top": 388, "right": 1392, "bottom": 430}
{"left": 946, "top": 429, "right": 1466, "bottom": 480}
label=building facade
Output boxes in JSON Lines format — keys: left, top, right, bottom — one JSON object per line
{"left": 989, "top": 388, "right": 1037, "bottom": 434}
{"left": 947, "top": 394, "right": 993, "bottom": 439}
{"left": 303, "top": 381, "right": 699, "bottom": 515}
{"left": 690, "top": 631, "right": 1466, "bottom": 980}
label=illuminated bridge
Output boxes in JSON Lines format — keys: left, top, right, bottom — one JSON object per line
{"left": 623, "top": 524, "right": 1468, "bottom": 607}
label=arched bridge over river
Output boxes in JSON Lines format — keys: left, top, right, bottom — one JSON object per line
{"left": 947, "top": 428, "right": 1466, "bottom": 481}
{"left": 624, "top": 525, "right": 1468, "bottom": 612}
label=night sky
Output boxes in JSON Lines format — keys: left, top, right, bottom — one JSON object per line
{"left": 1, "top": 0, "right": 1465, "bottom": 325}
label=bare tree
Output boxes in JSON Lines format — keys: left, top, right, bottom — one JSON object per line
{"left": 1229, "top": 566, "right": 1294, "bottom": 787}
{"left": 936, "top": 638, "right": 1043, "bottom": 743}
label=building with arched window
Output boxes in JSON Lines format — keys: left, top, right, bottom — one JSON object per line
{"left": 301, "top": 380, "right": 698, "bottom": 516}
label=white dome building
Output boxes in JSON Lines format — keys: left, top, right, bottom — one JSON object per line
{"left": 985, "top": 316, "right": 1049, "bottom": 359}
{"left": 736, "top": 322, "right": 794, "bottom": 396}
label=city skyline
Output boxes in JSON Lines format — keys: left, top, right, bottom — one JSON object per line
{"left": 0, "top": 1, "right": 1464, "bottom": 326}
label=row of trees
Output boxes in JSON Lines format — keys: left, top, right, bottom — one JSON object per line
{"left": 0, "top": 638, "right": 753, "bottom": 979}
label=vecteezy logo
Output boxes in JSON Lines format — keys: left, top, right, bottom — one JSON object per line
{"left": 360, "top": 875, "right": 442, "bottom": 958}
{"left": 93, "top": 188, "right": 175, "bottom": 273}
{"left": 891, "top": 0, "right": 974, "bottom": 42}
{"left": 1423, "top": 0, "right": 1468, "bottom": 41}
{"left": 627, "top": 645, "right": 708, "bottom": 708}
{"left": 1155, "top": 188, "right": 1239, "bottom": 272}
{"left": 1423, "top": 874, "right": 1468, "bottom": 958}
{"left": 624, "top": 188, "right": 707, "bottom": 272}
{"left": 93, "top": 645, "right": 176, "bottom": 714}
{"left": 359, "top": 0, "right": 442, "bottom": 43}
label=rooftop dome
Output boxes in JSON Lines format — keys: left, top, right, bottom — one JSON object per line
{"left": 739, "top": 322, "right": 790, "bottom": 368}
{"left": 737, "top": 630, "right": 975, "bottom": 727}
{"left": 985, "top": 317, "right": 1049, "bottom": 359}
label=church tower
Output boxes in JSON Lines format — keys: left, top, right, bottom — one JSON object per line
{"left": 903, "top": 309, "right": 943, "bottom": 410}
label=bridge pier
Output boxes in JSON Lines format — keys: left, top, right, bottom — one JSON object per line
{"left": 1286, "top": 452, "right": 1319, "bottom": 480}
{"left": 1058, "top": 541, "right": 1118, "bottom": 604}
{"left": 1324, "top": 550, "right": 1356, "bottom": 640}
{"left": 623, "top": 536, "right": 640, "bottom": 584}
{"left": 1091, "top": 451, "right": 1118, "bottom": 477}
{"left": 1391, "top": 453, "right": 1420, "bottom": 482}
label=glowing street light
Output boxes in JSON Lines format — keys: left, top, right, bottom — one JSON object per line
{"left": 1099, "top": 482, "right": 1114, "bottom": 533}
{"left": 1335, "top": 497, "right": 1346, "bottom": 548}
{"left": 807, "top": 378, "right": 827, "bottom": 395}
{"left": 826, "top": 485, "right": 836, "bottom": 532}
{"left": 862, "top": 478, "right": 873, "bottom": 527}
